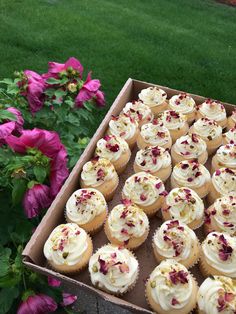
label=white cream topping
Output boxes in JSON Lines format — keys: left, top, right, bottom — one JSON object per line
{"left": 169, "top": 93, "right": 196, "bottom": 114}
{"left": 153, "top": 220, "right": 198, "bottom": 260}
{"left": 198, "top": 276, "right": 236, "bottom": 314}
{"left": 108, "top": 114, "right": 138, "bottom": 141}
{"left": 107, "top": 203, "right": 149, "bottom": 242}
{"left": 224, "top": 127, "right": 236, "bottom": 144}
{"left": 198, "top": 100, "right": 226, "bottom": 122}
{"left": 44, "top": 223, "right": 88, "bottom": 266}
{"left": 173, "top": 133, "right": 207, "bottom": 159}
{"left": 215, "top": 144, "right": 236, "bottom": 168}
{"left": 156, "top": 110, "right": 187, "bottom": 130}
{"left": 66, "top": 188, "right": 107, "bottom": 225}
{"left": 81, "top": 157, "right": 116, "bottom": 187}
{"left": 192, "top": 118, "right": 222, "bottom": 140}
{"left": 89, "top": 244, "right": 138, "bottom": 293}
{"left": 212, "top": 168, "right": 236, "bottom": 195}
{"left": 165, "top": 187, "right": 204, "bottom": 224}
{"left": 122, "top": 101, "right": 153, "bottom": 123}
{"left": 135, "top": 146, "right": 171, "bottom": 172}
{"left": 140, "top": 122, "right": 171, "bottom": 147}
{"left": 202, "top": 232, "right": 236, "bottom": 278}
{"left": 148, "top": 259, "right": 193, "bottom": 310}
{"left": 122, "top": 172, "right": 165, "bottom": 207}
{"left": 138, "top": 87, "right": 167, "bottom": 108}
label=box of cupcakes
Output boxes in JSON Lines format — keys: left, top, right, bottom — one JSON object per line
{"left": 23, "top": 78, "right": 236, "bottom": 314}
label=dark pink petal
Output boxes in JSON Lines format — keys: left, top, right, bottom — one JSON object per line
{"left": 75, "top": 88, "right": 93, "bottom": 108}
{"left": 17, "top": 294, "right": 57, "bottom": 314}
{"left": 65, "top": 57, "right": 83, "bottom": 77}
{"left": 60, "top": 293, "right": 77, "bottom": 307}
{"left": 83, "top": 72, "right": 101, "bottom": 92}
{"left": 47, "top": 276, "right": 61, "bottom": 287}
{"left": 95, "top": 90, "right": 105, "bottom": 107}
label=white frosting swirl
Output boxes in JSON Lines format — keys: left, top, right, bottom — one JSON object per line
{"left": 224, "top": 127, "right": 236, "bottom": 144}
{"left": 198, "top": 99, "right": 226, "bottom": 122}
{"left": 193, "top": 118, "right": 222, "bottom": 140}
{"left": 44, "top": 223, "right": 88, "bottom": 266}
{"left": 153, "top": 220, "right": 198, "bottom": 260}
{"left": 122, "top": 101, "right": 153, "bottom": 123}
{"left": 108, "top": 114, "right": 138, "bottom": 141}
{"left": 89, "top": 244, "right": 138, "bottom": 293}
{"left": 135, "top": 146, "right": 171, "bottom": 172}
{"left": 107, "top": 203, "right": 149, "bottom": 242}
{"left": 164, "top": 187, "right": 204, "bottom": 224}
{"left": 148, "top": 259, "right": 193, "bottom": 311}
{"left": 212, "top": 168, "right": 236, "bottom": 195}
{"left": 215, "top": 144, "right": 236, "bottom": 169}
{"left": 173, "top": 133, "right": 207, "bottom": 159}
{"left": 156, "top": 110, "right": 187, "bottom": 130}
{"left": 198, "top": 276, "right": 236, "bottom": 314}
{"left": 95, "top": 135, "right": 129, "bottom": 162}
{"left": 66, "top": 188, "right": 107, "bottom": 225}
{"left": 202, "top": 232, "right": 236, "bottom": 277}
{"left": 138, "top": 87, "right": 167, "bottom": 108}
{"left": 140, "top": 122, "right": 171, "bottom": 147}
{"left": 81, "top": 157, "right": 116, "bottom": 187}
{"left": 122, "top": 172, "right": 165, "bottom": 206}
{"left": 169, "top": 93, "right": 195, "bottom": 114}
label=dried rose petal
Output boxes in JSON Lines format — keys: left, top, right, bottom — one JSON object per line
{"left": 171, "top": 298, "right": 179, "bottom": 306}
{"left": 119, "top": 263, "right": 129, "bottom": 273}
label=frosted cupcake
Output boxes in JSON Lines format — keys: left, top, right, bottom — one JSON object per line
{"left": 80, "top": 157, "right": 119, "bottom": 201}
{"left": 197, "top": 276, "right": 236, "bottom": 314}
{"left": 190, "top": 118, "right": 223, "bottom": 155}
{"left": 122, "top": 172, "right": 166, "bottom": 216}
{"left": 43, "top": 223, "right": 93, "bottom": 274}
{"left": 223, "top": 126, "right": 236, "bottom": 145}
{"left": 208, "top": 168, "right": 236, "bottom": 204}
{"left": 155, "top": 110, "right": 189, "bottom": 143}
{"left": 153, "top": 220, "right": 200, "bottom": 268}
{"left": 104, "top": 200, "right": 149, "bottom": 249}
{"left": 168, "top": 93, "right": 196, "bottom": 124}
{"left": 171, "top": 133, "right": 208, "bottom": 165}
{"left": 107, "top": 113, "right": 139, "bottom": 148}
{"left": 138, "top": 86, "right": 168, "bottom": 115}
{"left": 95, "top": 135, "right": 131, "bottom": 174}
{"left": 134, "top": 146, "right": 172, "bottom": 182}
{"left": 171, "top": 160, "right": 211, "bottom": 198}
{"left": 146, "top": 259, "right": 198, "bottom": 314}
{"left": 196, "top": 99, "right": 227, "bottom": 128}
{"left": 205, "top": 194, "right": 236, "bottom": 236}
{"left": 162, "top": 187, "right": 204, "bottom": 230}
{"left": 122, "top": 100, "right": 153, "bottom": 127}
{"left": 137, "top": 121, "right": 172, "bottom": 150}
{"left": 200, "top": 232, "right": 236, "bottom": 278}
{"left": 89, "top": 244, "right": 139, "bottom": 295}
{"left": 65, "top": 188, "right": 107, "bottom": 234}
{"left": 227, "top": 108, "right": 236, "bottom": 130}
{"left": 212, "top": 144, "right": 236, "bottom": 173}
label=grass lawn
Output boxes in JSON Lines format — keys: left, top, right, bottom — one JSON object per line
{"left": 0, "top": 0, "right": 236, "bottom": 109}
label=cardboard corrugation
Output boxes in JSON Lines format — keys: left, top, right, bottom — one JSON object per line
{"left": 23, "top": 78, "right": 235, "bottom": 313}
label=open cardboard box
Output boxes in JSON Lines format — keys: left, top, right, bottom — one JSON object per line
{"left": 23, "top": 78, "right": 235, "bottom": 313}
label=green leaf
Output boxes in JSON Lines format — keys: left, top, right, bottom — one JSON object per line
{"left": 0, "top": 246, "right": 11, "bottom": 277}
{"left": 44, "top": 88, "right": 56, "bottom": 97}
{"left": 11, "top": 178, "right": 27, "bottom": 205}
{"left": 33, "top": 166, "right": 47, "bottom": 183}
{"left": 0, "top": 78, "right": 13, "bottom": 85}
{"left": 0, "top": 287, "right": 19, "bottom": 314}
{"left": 55, "top": 89, "right": 67, "bottom": 98}
{"left": 27, "top": 180, "right": 38, "bottom": 189}
{"left": 0, "top": 109, "right": 17, "bottom": 122}
{"left": 46, "top": 77, "right": 62, "bottom": 85}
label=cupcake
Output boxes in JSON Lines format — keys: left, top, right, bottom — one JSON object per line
{"left": 95, "top": 135, "right": 131, "bottom": 174}
{"left": 137, "top": 121, "right": 172, "bottom": 150}
{"left": 122, "top": 172, "right": 166, "bottom": 216}
{"left": 200, "top": 232, "right": 236, "bottom": 278}
{"left": 107, "top": 113, "right": 139, "bottom": 148}
{"left": 168, "top": 93, "right": 196, "bottom": 124}
{"left": 89, "top": 244, "right": 139, "bottom": 295}
{"left": 65, "top": 188, "right": 107, "bottom": 234}
{"left": 43, "top": 223, "right": 93, "bottom": 274}
{"left": 138, "top": 86, "right": 168, "bottom": 115}
{"left": 212, "top": 144, "right": 236, "bottom": 173}
{"left": 171, "top": 133, "right": 208, "bottom": 165}
{"left": 152, "top": 220, "right": 200, "bottom": 268}
{"left": 197, "top": 276, "right": 236, "bottom": 314}
{"left": 80, "top": 157, "right": 119, "bottom": 201}
{"left": 171, "top": 160, "right": 211, "bottom": 198}
{"left": 227, "top": 108, "right": 236, "bottom": 130}
{"left": 223, "top": 126, "right": 236, "bottom": 145}
{"left": 156, "top": 110, "right": 189, "bottom": 143}
{"left": 196, "top": 99, "right": 227, "bottom": 128}
{"left": 162, "top": 187, "right": 204, "bottom": 230}
{"left": 146, "top": 259, "right": 198, "bottom": 314}
{"left": 104, "top": 200, "right": 149, "bottom": 249}
{"left": 134, "top": 146, "right": 172, "bottom": 182}
{"left": 122, "top": 100, "right": 153, "bottom": 127}
{"left": 190, "top": 118, "right": 223, "bottom": 155}
{"left": 205, "top": 194, "right": 236, "bottom": 236}
{"left": 208, "top": 168, "right": 236, "bottom": 204}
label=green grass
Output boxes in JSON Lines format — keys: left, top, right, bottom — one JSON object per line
{"left": 0, "top": 0, "right": 236, "bottom": 107}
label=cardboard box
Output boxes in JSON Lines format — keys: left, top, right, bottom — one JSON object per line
{"left": 23, "top": 78, "right": 235, "bottom": 313}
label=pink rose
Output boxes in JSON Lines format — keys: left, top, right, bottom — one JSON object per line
{"left": 17, "top": 294, "right": 57, "bottom": 314}
{"left": 45, "top": 57, "right": 84, "bottom": 78}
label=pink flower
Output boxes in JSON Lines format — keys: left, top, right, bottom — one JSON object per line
{"left": 46, "top": 57, "right": 83, "bottom": 78}
{"left": 95, "top": 90, "right": 105, "bottom": 107}
{"left": 7, "top": 107, "right": 24, "bottom": 133}
{"left": 47, "top": 276, "right": 61, "bottom": 287}
{"left": 60, "top": 293, "right": 77, "bottom": 307}
{"left": 23, "top": 184, "right": 52, "bottom": 218}
{"left": 17, "top": 294, "right": 57, "bottom": 314}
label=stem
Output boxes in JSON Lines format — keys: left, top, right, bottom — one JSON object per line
{"left": 22, "top": 272, "right": 27, "bottom": 290}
